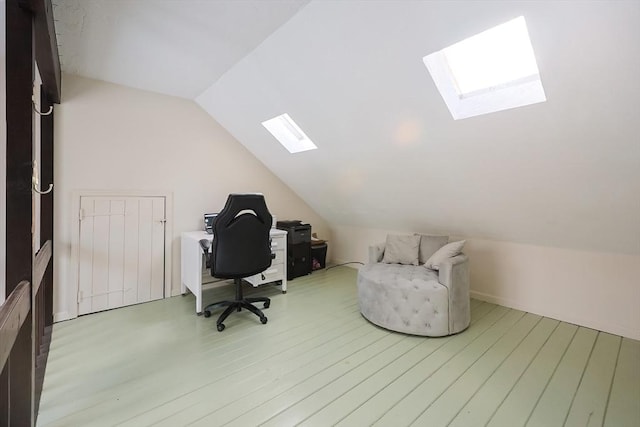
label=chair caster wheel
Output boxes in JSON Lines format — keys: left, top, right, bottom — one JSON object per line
{"left": 217, "top": 323, "right": 225, "bottom": 332}
{"left": 261, "top": 316, "right": 268, "bottom": 324}
{"left": 264, "top": 301, "right": 270, "bottom": 309}
{"left": 204, "top": 310, "right": 211, "bottom": 318}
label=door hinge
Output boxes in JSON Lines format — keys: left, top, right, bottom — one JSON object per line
{"left": 79, "top": 208, "right": 85, "bottom": 221}
{"left": 77, "top": 290, "right": 83, "bottom": 302}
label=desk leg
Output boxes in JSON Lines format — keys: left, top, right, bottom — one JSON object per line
{"left": 196, "top": 292, "right": 203, "bottom": 315}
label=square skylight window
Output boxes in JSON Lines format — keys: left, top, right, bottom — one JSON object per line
{"left": 262, "top": 113, "right": 318, "bottom": 153}
{"left": 423, "top": 16, "right": 546, "bottom": 120}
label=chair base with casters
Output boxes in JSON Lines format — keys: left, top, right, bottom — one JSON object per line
{"left": 203, "top": 278, "right": 270, "bottom": 331}
{"left": 199, "top": 237, "right": 272, "bottom": 331}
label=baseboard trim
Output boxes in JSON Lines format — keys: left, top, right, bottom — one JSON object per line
{"left": 470, "top": 290, "right": 640, "bottom": 340}
{"left": 53, "top": 311, "right": 74, "bottom": 323}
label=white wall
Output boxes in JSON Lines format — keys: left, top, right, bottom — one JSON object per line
{"left": 332, "top": 225, "right": 640, "bottom": 340}
{"left": 54, "top": 74, "right": 330, "bottom": 320}
{"left": 0, "top": 0, "right": 6, "bottom": 304}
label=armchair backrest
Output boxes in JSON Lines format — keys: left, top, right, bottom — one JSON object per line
{"left": 211, "top": 194, "right": 273, "bottom": 279}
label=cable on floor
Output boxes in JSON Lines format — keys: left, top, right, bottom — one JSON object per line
{"left": 326, "top": 262, "right": 365, "bottom": 270}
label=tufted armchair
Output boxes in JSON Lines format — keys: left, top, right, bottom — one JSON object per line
{"left": 357, "top": 236, "right": 470, "bottom": 337}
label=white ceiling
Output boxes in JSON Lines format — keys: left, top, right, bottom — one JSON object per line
{"left": 52, "top": 0, "right": 309, "bottom": 98}
{"left": 52, "top": 0, "right": 640, "bottom": 255}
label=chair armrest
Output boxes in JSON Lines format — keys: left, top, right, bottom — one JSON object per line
{"left": 438, "top": 254, "right": 470, "bottom": 334}
{"left": 368, "top": 242, "right": 385, "bottom": 263}
{"left": 438, "top": 253, "right": 469, "bottom": 289}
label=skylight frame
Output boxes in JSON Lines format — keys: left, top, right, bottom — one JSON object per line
{"left": 423, "top": 16, "right": 546, "bottom": 120}
{"left": 262, "top": 113, "right": 318, "bottom": 154}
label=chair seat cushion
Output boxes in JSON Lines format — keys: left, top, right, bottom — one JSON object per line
{"left": 357, "top": 263, "right": 450, "bottom": 336}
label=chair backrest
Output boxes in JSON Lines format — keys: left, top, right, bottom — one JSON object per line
{"left": 211, "top": 194, "right": 273, "bottom": 279}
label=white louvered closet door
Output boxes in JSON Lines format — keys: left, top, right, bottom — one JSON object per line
{"left": 77, "top": 196, "right": 166, "bottom": 315}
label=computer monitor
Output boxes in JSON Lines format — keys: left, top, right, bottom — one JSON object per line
{"left": 204, "top": 213, "right": 217, "bottom": 234}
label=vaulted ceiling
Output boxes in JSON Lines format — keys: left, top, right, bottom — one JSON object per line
{"left": 52, "top": 0, "right": 640, "bottom": 255}
{"left": 52, "top": 0, "right": 309, "bottom": 98}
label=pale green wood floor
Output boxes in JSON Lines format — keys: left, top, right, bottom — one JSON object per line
{"left": 37, "top": 267, "right": 640, "bottom": 427}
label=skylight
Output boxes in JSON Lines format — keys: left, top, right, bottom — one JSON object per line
{"left": 262, "top": 113, "right": 318, "bottom": 153}
{"left": 423, "top": 16, "right": 546, "bottom": 119}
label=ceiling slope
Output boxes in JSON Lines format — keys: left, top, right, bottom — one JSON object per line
{"left": 52, "top": 0, "right": 309, "bottom": 98}
{"left": 197, "top": 0, "right": 640, "bottom": 255}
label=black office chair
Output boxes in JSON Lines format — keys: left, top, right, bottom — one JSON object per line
{"left": 200, "top": 194, "right": 273, "bottom": 331}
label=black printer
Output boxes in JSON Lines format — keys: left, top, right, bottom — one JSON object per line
{"left": 276, "top": 220, "right": 312, "bottom": 280}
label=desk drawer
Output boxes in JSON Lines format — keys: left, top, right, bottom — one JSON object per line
{"left": 245, "top": 263, "right": 284, "bottom": 287}
{"left": 271, "top": 235, "right": 286, "bottom": 250}
{"left": 272, "top": 249, "right": 284, "bottom": 264}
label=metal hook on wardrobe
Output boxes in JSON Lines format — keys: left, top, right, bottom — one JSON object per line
{"left": 33, "top": 103, "right": 53, "bottom": 116}
{"left": 32, "top": 94, "right": 53, "bottom": 116}
{"left": 32, "top": 160, "right": 53, "bottom": 195}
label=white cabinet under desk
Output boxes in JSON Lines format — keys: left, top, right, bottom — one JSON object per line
{"left": 180, "top": 229, "right": 288, "bottom": 314}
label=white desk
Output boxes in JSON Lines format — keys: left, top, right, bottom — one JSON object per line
{"left": 180, "top": 229, "right": 287, "bottom": 314}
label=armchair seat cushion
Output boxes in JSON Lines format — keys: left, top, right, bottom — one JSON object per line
{"left": 358, "top": 264, "right": 450, "bottom": 336}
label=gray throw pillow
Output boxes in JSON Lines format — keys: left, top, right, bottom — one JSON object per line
{"left": 415, "top": 234, "right": 449, "bottom": 264}
{"left": 382, "top": 234, "right": 420, "bottom": 265}
{"left": 424, "top": 240, "right": 466, "bottom": 270}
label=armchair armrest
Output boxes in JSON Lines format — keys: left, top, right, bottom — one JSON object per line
{"left": 438, "top": 254, "right": 468, "bottom": 284}
{"left": 368, "top": 242, "right": 385, "bottom": 263}
{"left": 438, "top": 254, "right": 470, "bottom": 334}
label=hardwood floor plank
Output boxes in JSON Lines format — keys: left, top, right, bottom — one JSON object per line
{"left": 336, "top": 304, "right": 510, "bottom": 427}
{"left": 299, "top": 302, "right": 497, "bottom": 427}
{"left": 261, "top": 334, "right": 426, "bottom": 426}
{"left": 604, "top": 338, "right": 640, "bottom": 427}
{"left": 409, "top": 313, "right": 545, "bottom": 426}
{"left": 199, "top": 332, "right": 403, "bottom": 426}
{"left": 446, "top": 317, "right": 559, "bottom": 427}
{"left": 486, "top": 322, "right": 578, "bottom": 427}
{"left": 35, "top": 267, "right": 640, "bottom": 427}
{"left": 39, "top": 269, "right": 361, "bottom": 426}
{"left": 42, "top": 303, "right": 364, "bottom": 425}
{"left": 564, "top": 332, "right": 621, "bottom": 427}
{"left": 526, "top": 327, "right": 599, "bottom": 427}
{"left": 116, "top": 317, "right": 372, "bottom": 426}
{"left": 124, "top": 321, "right": 382, "bottom": 426}
{"left": 371, "top": 309, "right": 527, "bottom": 426}
{"left": 189, "top": 303, "right": 488, "bottom": 427}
